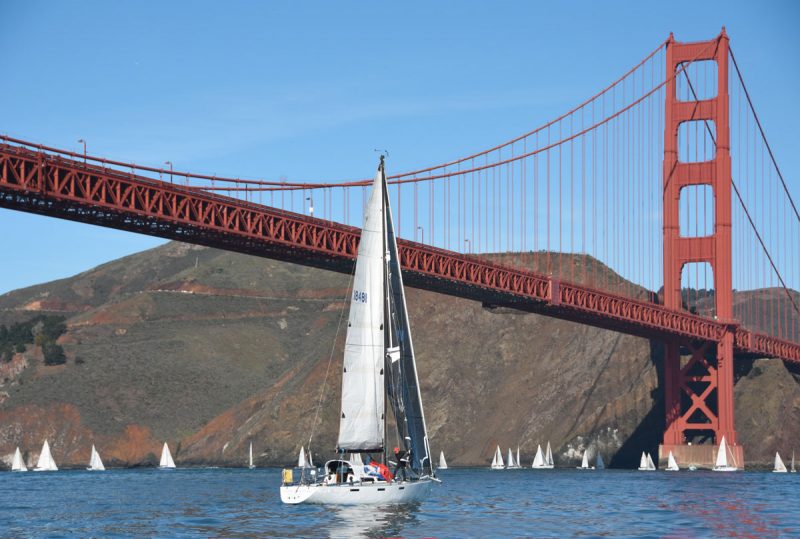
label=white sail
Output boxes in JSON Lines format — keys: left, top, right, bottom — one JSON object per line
{"left": 581, "top": 451, "right": 590, "bottom": 469}
{"left": 298, "top": 446, "right": 307, "bottom": 468}
{"left": 491, "top": 445, "right": 505, "bottom": 469}
{"left": 88, "top": 445, "right": 105, "bottom": 471}
{"left": 35, "top": 440, "right": 58, "bottom": 471}
{"left": 774, "top": 452, "right": 788, "bottom": 473}
{"left": 596, "top": 453, "right": 605, "bottom": 470}
{"left": 11, "top": 447, "right": 27, "bottom": 472}
{"left": 545, "top": 442, "right": 554, "bottom": 467}
{"left": 308, "top": 449, "right": 314, "bottom": 467}
{"left": 638, "top": 452, "right": 648, "bottom": 470}
{"left": 667, "top": 451, "right": 679, "bottom": 471}
{"left": 532, "top": 445, "right": 545, "bottom": 468}
{"left": 516, "top": 447, "right": 521, "bottom": 468}
{"left": 160, "top": 442, "right": 176, "bottom": 468}
{"left": 438, "top": 451, "right": 448, "bottom": 469}
{"left": 507, "top": 448, "right": 515, "bottom": 468}
{"left": 646, "top": 453, "right": 656, "bottom": 470}
{"left": 792, "top": 451, "right": 796, "bottom": 473}
{"left": 249, "top": 442, "right": 254, "bottom": 469}
{"left": 336, "top": 166, "right": 386, "bottom": 453}
{"left": 715, "top": 437, "right": 728, "bottom": 468}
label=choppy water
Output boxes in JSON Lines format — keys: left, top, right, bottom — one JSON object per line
{"left": 2, "top": 467, "right": 799, "bottom": 538}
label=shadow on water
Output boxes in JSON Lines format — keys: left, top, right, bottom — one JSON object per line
{"left": 610, "top": 339, "right": 665, "bottom": 468}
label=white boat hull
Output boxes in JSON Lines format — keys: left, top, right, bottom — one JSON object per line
{"left": 281, "top": 478, "right": 432, "bottom": 505}
{"left": 531, "top": 465, "right": 554, "bottom": 469}
{"left": 712, "top": 466, "right": 738, "bottom": 472}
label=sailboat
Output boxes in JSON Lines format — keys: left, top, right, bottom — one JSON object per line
{"left": 298, "top": 446, "right": 309, "bottom": 468}
{"left": 638, "top": 451, "right": 656, "bottom": 471}
{"left": 438, "top": 451, "right": 448, "bottom": 470}
{"left": 506, "top": 447, "right": 521, "bottom": 469}
{"left": 545, "top": 441, "right": 554, "bottom": 468}
{"left": 249, "top": 442, "right": 255, "bottom": 469}
{"left": 280, "top": 157, "right": 436, "bottom": 504}
{"left": 87, "top": 445, "right": 105, "bottom": 471}
{"left": 666, "top": 451, "right": 679, "bottom": 471}
{"left": 491, "top": 445, "right": 505, "bottom": 469}
{"left": 711, "top": 436, "right": 738, "bottom": 472}
{"left": 159, "top": 442, "right": 176, "bottom": 469}
{"left": 531, "top": 444, "right": 546, "bottom": 469}
{"left": 773, "top": 452, "right": 788, "bottom": 473}
{"left": 791, "top": 451, "right": 796, "bottom": 473}
{"left": 596, "top": 453, "right": 605, "bottom": 470}
{"left": 34, "top": 440, "right": 58, "bottom": 472}
{"left": 516, "top": 446, "right": 521, "bottom": 469}
{"left": 576, "top": 450, "right": 592, "bottom": 470}
{"left": 11, "top": 447, "right": 27, "bottom": 472}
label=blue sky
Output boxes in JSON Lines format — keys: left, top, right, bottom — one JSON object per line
{"left": 0, "top": 0, "right": 798, "bottom": 294}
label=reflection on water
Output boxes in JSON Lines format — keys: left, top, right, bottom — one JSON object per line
{"left": 1, "top": 467, "right": 799, "bottom": 538}
{"left": 327, "top": 503, "right": 421, "bottom": 539}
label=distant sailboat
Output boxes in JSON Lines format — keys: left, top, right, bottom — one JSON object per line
{"left": 638, "top": 451, "right": 655, "bottom": 471}
{"left": 647, "top": 453, "right": 656, "bottom": 471}
{"left": 516, "top": 446, "right": 521, "bottom": 469}
{"left": 438, "top": 451, "right": 448, "bottom": 470}
{"left": 596, "top": 453, "right": 605, "bottom": 470}
{"left": 792, "top": 451, "right": 796, "bottom": 473}
{"left": 11, "top": 447, "right": 27, "bottom": 472}
{"left": 34, "top": 440, "right": 58, "bottom": 472}
{"left": 666, "top": 451, "right": 679, "bottom": 471}
{"left": 249, "top": 442, "right": 255, "bottom": 469}
{"left": 159, "top": 442, "right": 176, "bottom": 469}
{"left": 545, "top": 441, "right": 554, "bottom": 468}
{"left": 87, "top": 445, "right": 105, "bottom": 471}
{"left": 506, "top": 447, "right": 520, "bottom": 469}
{"left": 577, "top": 450, "right": 591, "bottom": 470}
{"left": 491, "top": 445, "right": 505, "bottom": 469}
{"left": 298, "top": 446, "right": 311, "bottom": 468}
{"left": 773, "top": 452, "right": 788, "bottom": 473}
{"left": 531, "top": 444, "right": 546, "bottom": 469}
{"left": 712, "top": 436, "right": 737, "bottom": 472}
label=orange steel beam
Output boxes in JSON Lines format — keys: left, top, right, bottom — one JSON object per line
{"left": 1, "top": 141, "right": 798, "bottom": 363}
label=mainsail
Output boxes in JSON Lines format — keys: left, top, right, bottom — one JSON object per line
{"left": 160, "top": 442, "right": 176, "bottom": 468}
{"left": 35, "top": 440, "right": 58, "bottom": 471}
{"left": 383, "top": 159, "right": 432, "bottom": 475}
{"left": 88, "top": 445, "right": 105, "bottom": 471}
{"left": 438, "top": 451, "right": 448, "bottom": 469}
{"left": 337, "top": 162, "right": 386, "bottom": 453}
{"left": 774, "top": 452, "right": 787, "bottom": 473}
{"left": 532, "top": 445, "right": 544, "bottom": 468}
{"left": 12, "top": 447, "right": 27, "bottom": 472}
{"left": 715, "top": 437, "right": 728, "bottom": 468}
{"left": 545, "top": 442, "right": 554, "bottom": 467}
{"left": 646, "top": 453, "right": 656, "bottom": 470}
{"left": 667, "top": 451, "right": 679, "bottom": 471}
{"left": 249, "top": 442, "right": 254, "bottom": 469}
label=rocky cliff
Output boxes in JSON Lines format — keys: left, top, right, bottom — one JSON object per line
{"left": 0, "top": 242, "right": 797, "bottom": 469}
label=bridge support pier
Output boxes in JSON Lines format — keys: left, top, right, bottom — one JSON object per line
{"left": 660, "top": 30, "right": 743, "bottom": 468}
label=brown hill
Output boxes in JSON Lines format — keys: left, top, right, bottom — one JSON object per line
{"left": 0, "top": 242, "right": 797, "bottom": 469}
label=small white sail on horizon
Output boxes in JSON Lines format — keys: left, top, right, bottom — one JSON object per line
{"left": 712, "top": 436, "right": 738, "bottom": 472}
{"left": 545, "top": 441, "right": 554, "bottom": 468}
{"left": 596, "top": 452, "right": 605, "bottom": 470}
{"left": 638, "top": 451, "right": 655, "bottom": 471}
{"left": 491, "top": 445, "right": 505, "bottom": 469}
{"left": 159, "top": 442, "right": 176, "bottom": 469}
{"left": 11, "top": 447, "right": 27, "bottom": 472}
{"left": 249, "top": 442, "right": 255, "bottom": 469}
{"left": 438, "top": 451, "right": 448, "bottom": 470}
{"left": 792, "top": 451, "right": 796, "bottom": 473}
{"left": 646, "top": 453, "right": 656, "bottom": 471}
{"left": 34, "top": 440, "right": 58, "bottom": 472}
{"left": 516, "top": 446, "right": 521, "bottom": 469}
{"left": 666, "top": 451, "right": 679, "bottom": 471}
{"left": 531, "top": 444, "right": 545, "bottom": 469}
{"left": 506, "top": 447, "right": 520, "bottom": 469}
{"left": 773, "top": 452, "right": 788, "bottom": 473}
{"left": 577, "top": 450, "right": 591, "bottom": 470}
{"left": 87, "top": 444, "right": 105, "bottom": 471}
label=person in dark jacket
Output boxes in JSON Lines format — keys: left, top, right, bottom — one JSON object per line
{"left": 393, "top": 446, "right": 410, "bottom": 481}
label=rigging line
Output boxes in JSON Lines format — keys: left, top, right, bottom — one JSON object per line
{"left": 729, "top": 47, "right": 800, "bottom": 224}
{"left": 680, "top": 63, "right": 799, "bottom": 318}
{"left": 306, "top": 255, "right": 357, "bottom": 455}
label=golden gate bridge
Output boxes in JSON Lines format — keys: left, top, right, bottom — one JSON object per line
{"left": 1, "top": 29, "right": 797, "bottom": 466}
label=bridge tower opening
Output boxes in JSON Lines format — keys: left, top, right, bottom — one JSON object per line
{"left": 661, "top": 29, "right": 743, "bottom": 468}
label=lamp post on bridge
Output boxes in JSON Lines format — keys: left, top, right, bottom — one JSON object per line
{"left": 417, "top": 226, "right": 424, "bottom": 244}
{"left": 464, "top": 239, "right": 471, "bottom": 254}
{"left": 306, "top": 195, "right": 314, "bottom": 217}
{"left": 77, "top": 139, "right": 86, "bottom": 164}
{"left": 165, "top": 161, "right": 173, "bottom": 184}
